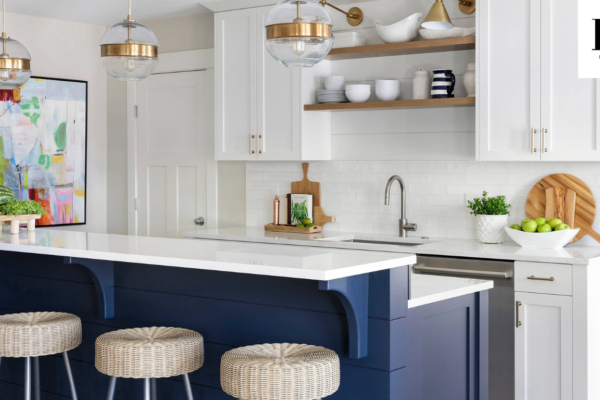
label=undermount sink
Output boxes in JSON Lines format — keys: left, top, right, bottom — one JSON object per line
{"left": 340, "top": 239, "right": 425, "bottom": 247}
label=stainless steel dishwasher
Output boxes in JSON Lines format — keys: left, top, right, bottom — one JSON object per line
{"left": 414, "top": 255, "right": 514, "bottom": 400}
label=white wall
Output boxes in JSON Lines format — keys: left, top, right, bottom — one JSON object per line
{"left": 8, "top": 13, "right": 108, "bottom": 233}
{"left": 246, "top": 161, "right": 600, "bottom": 240}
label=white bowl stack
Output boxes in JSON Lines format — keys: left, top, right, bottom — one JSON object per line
{"left": 319, "top": 76, "right": 348, "bottom": 104}
{"left": 345, "top": 84, "right": 371, "bottom": 103}
{"left": 376, "top": 80, "right": 401, "bottom": 101}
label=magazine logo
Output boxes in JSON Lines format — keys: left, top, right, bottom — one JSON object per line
{"left": 579, "top": 0, "right": 600, "bottom": 77}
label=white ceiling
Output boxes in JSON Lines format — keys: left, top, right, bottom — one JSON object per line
{"left": 6, "top": 0, "right": 214, "bottom": 26}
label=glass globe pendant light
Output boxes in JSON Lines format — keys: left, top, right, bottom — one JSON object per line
{"left": 0, "top": 0, "right": 31, "bottom": 90}
{"left": 265, "top": 0, "right": 334, "bottom": 68}
{"left": 100, "top": 0, "right": 159, "bottom": 81}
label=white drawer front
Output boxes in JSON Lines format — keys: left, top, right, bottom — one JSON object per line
{"left": 515, "top": 262, "right": 572, "bottom": 296}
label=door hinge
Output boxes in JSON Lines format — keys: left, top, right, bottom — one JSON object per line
{"left": 134, "top": 198, "right": 140, "bottom": 211}
{"left": 134, "top": 105, "right": 138, "bottom": 118}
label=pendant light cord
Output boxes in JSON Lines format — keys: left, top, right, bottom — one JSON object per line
{"left": 128, "top": 0, "right": 132, "bottom": 19}
{"left": 2, "top": 0, "right": 6, "bottom": 35}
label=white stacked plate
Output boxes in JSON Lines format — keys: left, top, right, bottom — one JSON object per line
{"left": 318, "top": 89, "right": 348, "bottom": 104}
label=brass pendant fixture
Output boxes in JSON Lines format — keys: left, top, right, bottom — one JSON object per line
{"left": 422, "top": 0, "right": 453, "bottom": 30}
{"left": 0, "top": 0, "right": 31, "bottom": 90}
{"left": 264, "top": 0, "right": 364, "bottom": 68}
{"left": 100, "top": 0, "right": 159, "bottom": 81}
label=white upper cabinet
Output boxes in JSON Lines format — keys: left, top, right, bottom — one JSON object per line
{"left": 540, "top": 0, "right": 600, "bottom": 161}
{"left": 215, "top": 7, "right": 330, "bottom": 161}
{"left": 478, "top": 0, "right": 541, "bottom": 161}
{"left": 215, "top": 9, "right": 257, "bottom": 161}
{"left": 480, "top": 0, "right": 599, "bottom": 162}
{"left": 255, "top": 6, "right": 300, "bottom": 161}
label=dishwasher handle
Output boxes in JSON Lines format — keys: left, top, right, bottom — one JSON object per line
{"left": 414, "top": 265, "right": 513, "bottom": 279}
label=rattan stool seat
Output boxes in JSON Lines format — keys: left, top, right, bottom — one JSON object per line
{"left": 221, "top": 343, "right": 340, "bottom": 400}
{"left": 0, "top": 312, "right": 82, "bottom": 358}
{"left": 95, "top": 327, "right": 204, "bottom": 379}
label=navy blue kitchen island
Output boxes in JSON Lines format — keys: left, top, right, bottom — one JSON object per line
{"left": 0, "top": 231, "right": 491, "bottom": 400}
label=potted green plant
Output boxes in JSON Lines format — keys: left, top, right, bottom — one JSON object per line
{"left": 468, "top": 191, "right": 511, "bottom": 244}
{"left": 0, "top": 198, "right": 46, "bottom": 234}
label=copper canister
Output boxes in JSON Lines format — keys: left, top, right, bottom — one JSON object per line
{"left": 273, "top": 195, "right": 280, "bottom": 225}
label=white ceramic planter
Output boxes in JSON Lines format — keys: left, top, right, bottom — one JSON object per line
{"left": 475, "top": 215, "right": 508, "bottom": 244}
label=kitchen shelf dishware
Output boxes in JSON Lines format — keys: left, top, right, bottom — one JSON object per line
{"left": 304, "top": 97, "right": 475, "bottom": 112}
{"left": 504, "top": 227, "right": 580, "bottom": 249}
{"left": 374, "top": 13, "right": 423, "bottom": 44}
{"left": 325, "top": 36, "right": 475, "bottom": 61}
{"left": 419, "top": 27, "right": 476, "bottom": 40}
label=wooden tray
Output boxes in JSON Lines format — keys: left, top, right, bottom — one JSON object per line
{"left": 0, "top": 214, "right": 41, "bottom": 234}
{"left": 291, "top": 163, "right": 338, "bottom": 227}
{"left": 265, "top": 224, "right": 323, "bottom": 234}
{"left": 526, "top": 174, "right": 599, "bottom": 244}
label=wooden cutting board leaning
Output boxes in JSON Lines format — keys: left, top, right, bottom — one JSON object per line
{"left": 526, "top": 173, "right": 600, "bottom": 244}
{"left": 291, "top": 163, "right": 338, "bottom": 228}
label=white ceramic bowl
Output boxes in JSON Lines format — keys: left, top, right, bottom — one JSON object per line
{"left": 346, "top": 88, "right": 371, "bottom": 103}
{"left": 376, "top": 88, "right": 400, "bottom": 101}
{"left": 504, "top": 227, "right": 580, "bottom": 249}
{"left": 374, "top": 13, "right": 423, "bottom": 44}
{"left": 345, "top": 84, "right": 371, "bottom": 92}
{"left": 376, "top": 79, "right": 401, "bottom": 88}
{"left": 325, "top": 76, "right": 345, "bottom": 90}
{"left": 419, "top": 27, "right": 476, "bottom": 40}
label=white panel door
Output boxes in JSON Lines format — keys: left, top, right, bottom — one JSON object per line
{"left": 216, "top": 9, "right": 258, "bottom": 160}
{"left": 540, "top": 0, "right": 600, "bottom": 161}
{"left": 137, "top": 71, "right": 210, "bottom": 238}
{"left": 478, "top": 0, "right": 541, "bottom": 161}
{"left": 515, "top": 292, "right": 573, "bottom": 400}
{"left": 256, "top": 6, "right": 300, "bottom": 161}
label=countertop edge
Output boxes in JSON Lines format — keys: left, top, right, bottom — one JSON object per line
{"left": 408, "top": 280, "right": 494, "bottom": 309}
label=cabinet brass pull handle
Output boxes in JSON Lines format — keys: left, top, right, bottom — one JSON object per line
{"left": 250, "top": 134, "right": 256, "bottom": 155}
{"left": 516, "top": 301, "right": 522, "bottom": 328}
{"left": 527, "top": 275, "right": 554, "bottom": 281}
{"left": 542, "top": 128, "right": 548, "bottom": 153}
{"left": 257, "top": 134, "right": 262, "bottom": 154}
{"left": 531, "top": 128, "right": 537, "bottom": 154}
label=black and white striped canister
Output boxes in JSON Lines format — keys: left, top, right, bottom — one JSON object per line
{"left": 431, "top": 69, "right": 456, "bottom": 99}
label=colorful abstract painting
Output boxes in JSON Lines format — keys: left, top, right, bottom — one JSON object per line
{"left": 0, "top": 77, "right": 87, "bottom": 226}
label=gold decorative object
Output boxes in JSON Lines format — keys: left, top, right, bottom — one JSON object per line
{"left": 319, "top": 0, "right": 364, "bottom": 26}
{"left": 458, "top": 0, "right": 476, "bottom": 14}
{"left": 422, "top": 0, "right": 454, "bottom": 30}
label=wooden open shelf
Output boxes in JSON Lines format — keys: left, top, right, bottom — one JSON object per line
{"left": 304, "top": 97, "right": 475, "bottom": 112}
{"left": 325, "top": 36, "right": 476, "bottom": 61}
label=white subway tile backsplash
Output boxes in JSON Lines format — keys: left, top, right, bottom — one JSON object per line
{"left": 247, "top": 161, "right": 600, "bottom": 238}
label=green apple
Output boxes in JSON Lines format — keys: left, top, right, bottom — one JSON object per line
{"left": 537, "top": 224, "right": 552, "bottom": 233}
{"left": 548, "top": 218, "right": 562, "bottom": 229}
{"left": 522, "top": 220, "right": 538, "bottom": 233}
{"left": 535, "top": 217, "right": 548, "bottom": 226}
{"left": 510, "top": 224, "right": 522, "bottom": 231}
{"left": 555, "top": 223, "right": 570, "bottom": 231}
{"left": 305, "top": 223, "right": 315, "bottom": 228}
{"left": 296, "top": 223, "right": 305, "bottom": 228}
{"left": 521, "top": 219, "right": 530, "bottom": 226}
{"left": 302, "top": 218, "right": 312, "bottom": 225}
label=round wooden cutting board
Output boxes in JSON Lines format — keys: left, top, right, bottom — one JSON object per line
{"left": 526, "top": 173, "right": 600, "bottom": 244}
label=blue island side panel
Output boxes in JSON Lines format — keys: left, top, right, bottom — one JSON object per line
{"left": 0, "top": 251, "right": 411, "bottom": 400}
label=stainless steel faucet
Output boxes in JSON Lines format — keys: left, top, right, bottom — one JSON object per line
{"left": 385, "top": 175, "right": 417, "bottom": 238}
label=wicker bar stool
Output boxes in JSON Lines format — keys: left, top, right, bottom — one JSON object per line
{"left": 221, "top": 343, "right": 340, "bottom": 400}
{"left": 95, "top": 327, "right": 204, "bottom": 400}
{"left": 0, "top": 312, "right": 82, "bottom": 400}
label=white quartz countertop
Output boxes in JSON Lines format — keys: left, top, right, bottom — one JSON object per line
{"left": 408, "top": 273, "right": 493, "bottom": 308}
{"left": 0, "top": 229, "right": 418, "bottom": 281}
{"left": 182, "top": 226, "right": 600, "bottom": 265}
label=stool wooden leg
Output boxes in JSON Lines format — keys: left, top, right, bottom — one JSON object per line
{"left": 143, "top": 378, "right": 151, "bottom": 400}
{"left": 151, "top": 378, "right": 157, "bottom": 400}
{"left": 24, "top": 357, "right": 32, "bottom": 400}
{"left": 63, "top": 352, "right": 78, "bottom": 400}
{"left": 183, "top": 374, "right": 193, "bottom": 400}
{"left": 33, "top": 357, "right": 40, "bottom": 400}
{"left": 106, "top": 377, "right": 117, "bottom": 400}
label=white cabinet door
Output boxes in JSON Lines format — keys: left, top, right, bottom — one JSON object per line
{"left": 515, "top": 292, "right": 573, "bottom": 400}
{"left": 540, "top": 0, "right": 600, "bottom": 161}
{"left": 215, "top": 9, "right": 258, "bottom": 160}
{"left": 256, "top": 6, "right": 300, "bottom": 161}
{"left": 478, "top": 0, "right": 541, "bottom": 161}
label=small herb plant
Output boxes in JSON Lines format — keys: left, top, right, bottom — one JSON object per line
{"left": 468, "top": 191, "right": 511, "bottom": 216}
{"left": 0, "top": 200, "right": 46, "bottom": 216}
